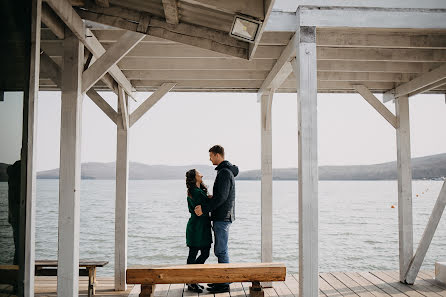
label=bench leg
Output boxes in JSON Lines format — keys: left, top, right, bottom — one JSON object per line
{"left": 87, "top": 267, "right": 97, "bottom": 297}
{"left": 140, "top": 284, "right": 156, "bottom": 297}
{"left": 250, "top": 282, "right": 264, "bottom": 297}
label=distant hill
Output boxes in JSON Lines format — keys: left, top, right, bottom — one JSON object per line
{"left": 36, "top": 162, "right": 218, "bottom": 180}
{"left": 237, "top": 153, "right": 446, "bottom": 180}
{"left": 0, "top": 153, "right": 444, "bottom": 182}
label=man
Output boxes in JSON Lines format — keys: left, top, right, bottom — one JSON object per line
{"left": 195, "top": 145, "right": 238, "bottom": 293}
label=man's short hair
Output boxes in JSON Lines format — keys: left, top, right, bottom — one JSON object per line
{"left": 209, "top": 145, "right": 225, "bottom": 157}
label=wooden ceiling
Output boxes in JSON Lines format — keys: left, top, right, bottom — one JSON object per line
{"left": 40, "top": 26, "right": 446, "bottom": 93}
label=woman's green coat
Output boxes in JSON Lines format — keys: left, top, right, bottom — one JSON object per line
{"left": 186, "top": 187, "right": 212, "bottom": 248}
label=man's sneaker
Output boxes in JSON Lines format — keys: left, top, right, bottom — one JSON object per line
{"left": 207, "top": 284, "right": 230, "bottom": 293}
{"left": 187, "top": 284, "right": 203, "bottom": 293}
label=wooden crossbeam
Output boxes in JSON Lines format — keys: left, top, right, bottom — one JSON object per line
{"left": 405, "top": 181, "right": 446, "bottom": 284}
{"left": 129, "top": 83, "right": 176, "bottom": 127}
{"left": 40, "top": 50, "right": 118, "bottom": 124}
{"left": 410, "top": 78, "right": 446, "bottom": 97}
{"left": 353, "top": 85, "right": 397, "bottom": 129}
{"left": 94, "top": 0, "right": 109, "bottom": 7}
{"left": 161, "top": 0, "right": 179, "bottom": 24}
{"left": 82, "top": 31, "right": 144, "bottom": 93}
{"left": 258, "top": 33, "right": 296, "bottom": 98}
{"left": 41, "top": 3, "right": 64, "bottom": 39}
{"left": 384, "top": 63, "right": 446, "bottom": 101}
{"left": 248, "top": 0, "right": 276, "bottom": 60}
{"left": 74, "top": 5, "right": 249, "bottom": 59}
{"left": 43, "top": 0, "right": 136, "bottom": 97}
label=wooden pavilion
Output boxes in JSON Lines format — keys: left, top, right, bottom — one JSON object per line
{"left": 13, "top": 0, "right": 446, "bottom": 296}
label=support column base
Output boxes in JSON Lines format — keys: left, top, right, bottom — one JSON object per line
{"left": 250, "top": 282, "right": 264, "bottom": 297}
{"left": 140, "top": 284, "right": 156, "bottom": 297}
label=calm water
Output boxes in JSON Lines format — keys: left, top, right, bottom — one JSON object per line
{"left": 1, "top": 180, "right": 445, "bottom": 276}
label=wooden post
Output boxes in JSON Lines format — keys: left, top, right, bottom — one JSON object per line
{"left": 115, "top": 87, "right": 129, "bottom": 291}
{"left": 292, "top": 26, "right": 319, "bottom": 297}
{"left": 395, "top": 95, "right": 414, "bottom": 283}
{"left": 57, "top": 29, "right": 84, "bottom": 297}
{"left": 23, "top": 0, "right": 41, "bottom": 296}
{"left": 260, "top": 91, "right": 273, "bottom": 287}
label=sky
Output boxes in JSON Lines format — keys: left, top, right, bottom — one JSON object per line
{"left": 7, "top": 91, "right": 438, "bottom": 172}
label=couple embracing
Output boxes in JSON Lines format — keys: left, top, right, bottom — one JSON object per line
{"left": 185, "top": 145, "right": 239, "bottom": 293}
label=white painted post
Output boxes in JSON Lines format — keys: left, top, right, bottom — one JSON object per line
{"left": 24, "top": 0, "right": 41, "bottom": 296}
{"left": 115, "top": 87, "right": 129, "bottom": 291}
{"left": 292, "top": 26, "right": 319, "bottom": 297}
{"left": 57, "top": 29, "right": 84, "bottom": 297}
{"left": 260, "top": 91, "right": 273, "bottom": 287}
{"left": 395, "top": 95, "right": 414, "bottom": 283}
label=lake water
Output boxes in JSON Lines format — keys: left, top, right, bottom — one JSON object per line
{"left": 1, "top": 179, "right": 445, "bottom": 276}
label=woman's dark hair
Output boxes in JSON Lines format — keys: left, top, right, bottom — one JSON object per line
{"left": 209, "top": 145, "right": 224, "bottom": 157}
{"left": 186, "top": 169, "right": 208, "bottom": 197}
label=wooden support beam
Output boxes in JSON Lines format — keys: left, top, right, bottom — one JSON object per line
{"left": 41, "top": 3, "right": 64, "bottom": 39}
{"left": 405, "top": 181, "right": 446, "bottom": 284}
{"left": 74, "top": 6, "right": 249, "bottom": 59}
{"left": 258, "top": 33, "right": 296, "bottom": 96}
{"left": 82, "top": 31, "right": 144, "bottom": 93}
{"left": 129, "top": 83, "right": 176, "bottom": 127}
{"left": 115, "top": 86, "right": 129, "bottom": 291}
{"left": 95, "top": 0, "right": 109, "bottom": 7}
{"left": 117, "top": 86, "right": 129, "bottom": 131}
{"left": 44, "top": 0, "right": 136, "bottom": 97}
{"left": 24, "top": 1, "right": 42, "bottom": 296}
{"left": 249, "top": 0, "right": 276, "bottom": 60}
{"left": 353, "top": 85, "right": 397, "bottom": 129}
{"left": 180, "top": 0, "right": 264, "bottom": 20}
{"left": 260, "top": 91, "right": 273, "bottom": 288}
{"left": 409, "top": 78, "right": 446, "bottom": 97}
{"left": 291, "top": 26, "right": 319, "bottom": 297}
{"left": 384, "top": 63, "right": 446, "bottom": 101}
{"left": 317, "top": 30, "right": 446, "bottom": 49}
{"left": 395, "top": 95, "right": 414, "bottom": 283}
{"left": 57, "top": 29, "right": 83, "bottom": 297}
{"left": 40, "top": 50, "right": 118, "bottom": 124}
{"left": 298, "top": 6, "right": 446, "bottom": 29}
{"left": 162, "top": 0, "right": 179, "bottom": 24}
{"left": 86, "top": 90, "right": 118, "bottom": 124}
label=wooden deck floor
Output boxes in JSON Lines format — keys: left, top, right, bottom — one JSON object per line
{"left": 31, "top": 270, "right": 446, "bottom": 297}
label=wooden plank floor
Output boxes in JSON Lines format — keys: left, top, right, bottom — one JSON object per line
{"left": 28, "top": 270, "right": 446, "bottom": 297}
{"left": 34, "top": 276, "right": 136, "bottom": 297}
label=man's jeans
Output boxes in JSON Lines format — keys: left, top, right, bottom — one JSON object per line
{"left": 213, "top": 221, "right": 231, "bottom": 263}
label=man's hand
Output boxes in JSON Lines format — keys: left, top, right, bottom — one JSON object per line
{"left": 194, "top": 205, "right": 203, "bottom": 216}
{"left": 207, "top": 194, "right": 213, "bottom": 199}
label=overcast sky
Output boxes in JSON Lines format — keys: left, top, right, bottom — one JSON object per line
{"left": 13, "top": 91, "right": 440, "bottom": 172}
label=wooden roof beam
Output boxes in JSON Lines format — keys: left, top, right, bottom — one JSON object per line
{"left": 265, "top": 7, "right": 446, "bottom": 32}
{"left": 82, "top": 31, "right": 144, "bottom": 93}
{"left": 257, "top": 33, "right": 296, "bottom": 99}
{"left": 43, "top": 0, "right": 137, "bottom": 98}
{"left": 74, "top": 5, "right": 249, "bottom": 59}
{"left": 40, "top": 50, "right": 118, "bottom": 124}
{"left": 162, "top": 0, "right": 179, "bottom": 24}
{"left": 41, "top": 3, "right": 65, "bottom": 39}
{"left": 248, "top": 0, "right": 276, "bottom": 60}
{"left": 384, "top": 63, "right": 446, "bottom": 101}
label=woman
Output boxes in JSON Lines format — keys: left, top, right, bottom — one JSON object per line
{"left": 185, "top": 169, "right": 213, "bottom": 293}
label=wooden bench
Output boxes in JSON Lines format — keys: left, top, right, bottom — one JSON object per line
{"left": 127, "top": 263, "right": 286, "bottom": 297}
{"left": 35, "top": 260, "right": 108, "bottom": 297}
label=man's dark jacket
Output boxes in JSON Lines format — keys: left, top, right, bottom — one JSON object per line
{"left": 202, "top": 161, "right": 239, "bottom": 222}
